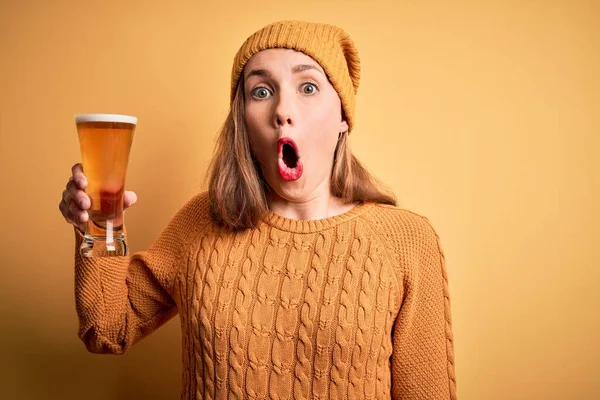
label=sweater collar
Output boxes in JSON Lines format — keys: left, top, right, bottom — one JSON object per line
{"left": 261, "top": 202, "right": 374, "bottom": 233}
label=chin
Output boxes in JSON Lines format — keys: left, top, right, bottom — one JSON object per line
{"left": 270, "top": 180, "right": 308, "bottom": 202}
{"left": 267, "top": 173, "right": 327, "bottom": 204}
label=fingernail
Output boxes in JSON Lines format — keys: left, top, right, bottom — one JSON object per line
{"left": 80, "top": 198, "right": 89, "bottom": 208}
{"left": 81, "top": 212, "right": 88, "bottom": 222}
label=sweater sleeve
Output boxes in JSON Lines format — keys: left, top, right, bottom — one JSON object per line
{"left": 73, "top": 193, "right": 210, "bottom": 355}
{"left": 390, "top": 216, "right": 457, "bottom": 399}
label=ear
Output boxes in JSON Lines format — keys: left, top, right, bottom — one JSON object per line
{"left": 339, "top": 119, "right": 349, "bottom": 134}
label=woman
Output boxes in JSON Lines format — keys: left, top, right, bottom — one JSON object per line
{"left": 59, "top": 20, "right": 457, "bottom": 399}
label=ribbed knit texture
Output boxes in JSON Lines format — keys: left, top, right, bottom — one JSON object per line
{"left": 230, "top": 20, "right": 361, "bottom": 133}
{"left": 73, "top": 193, "right": 457, "bottom": 399}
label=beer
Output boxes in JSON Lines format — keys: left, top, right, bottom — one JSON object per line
{"left": 75, "top": 114, "right": 136, "bottom": 257}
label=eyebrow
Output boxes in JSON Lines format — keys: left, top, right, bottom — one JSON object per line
{"left": 245, "top": 64, "right": 325, "bottom": 80}
{"left": 292, "top": 64, "right": 324, "bottom": 75}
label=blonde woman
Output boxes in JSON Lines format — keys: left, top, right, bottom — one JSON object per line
{"left": 59, "top": 20, "right": 457, "bottom": 399}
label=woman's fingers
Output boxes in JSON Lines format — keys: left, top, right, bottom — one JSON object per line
{"left": 71, "top": 163, "right": 88, "bottom": 189}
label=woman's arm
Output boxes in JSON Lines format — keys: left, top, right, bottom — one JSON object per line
{"left": 73, "top": 193, "right": 210, "bottom": 354}
{"left": 390, "top": 216, "right": 458, "bottom": 399}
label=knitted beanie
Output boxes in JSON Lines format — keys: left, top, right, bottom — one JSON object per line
{"left": 230, "top": 20, "right": 361, "bottom": 133}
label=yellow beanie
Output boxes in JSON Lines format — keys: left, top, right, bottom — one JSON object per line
{"left": 230, "top": 20, "right": 361, "bottom": 133}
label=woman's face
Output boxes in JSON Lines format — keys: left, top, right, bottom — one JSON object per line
{"left": 243, "top": 48, "right": 348, "bottom": 204}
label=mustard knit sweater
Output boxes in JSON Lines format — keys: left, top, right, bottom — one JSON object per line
{"left": 73, "top": 192, "right": 457, "bottom": 399}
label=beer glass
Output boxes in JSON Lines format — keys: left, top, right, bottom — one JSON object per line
{"left": 75, "top": 114, "right": 136, "bottom": 257}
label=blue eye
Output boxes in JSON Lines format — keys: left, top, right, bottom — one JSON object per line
{"left": 301, "top": 83, "right": 319, "bottom": 95}
{"left": 252, "top": 87, "right": 271, "bottom": 99}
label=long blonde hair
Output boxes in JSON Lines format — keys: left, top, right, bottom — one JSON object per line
{"left": 206, "top": 78, "right": 396, "bottom": 230}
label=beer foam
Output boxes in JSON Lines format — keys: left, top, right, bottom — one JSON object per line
{"left": 75, "top": 114, "right": 137, "bottom": 125}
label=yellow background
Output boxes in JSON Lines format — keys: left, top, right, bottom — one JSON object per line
{"left": 1, "top": 0, "right": 598, "bottom": 398}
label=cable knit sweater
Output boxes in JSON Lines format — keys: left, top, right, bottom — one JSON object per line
{"left": 73, "top": 192, "right": 457, "bottom": 399}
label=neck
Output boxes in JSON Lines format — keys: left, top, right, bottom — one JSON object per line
{"left": 268, "top": 188, "right": 355, "bottom": 221}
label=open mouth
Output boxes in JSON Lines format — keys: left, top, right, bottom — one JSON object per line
{"left": 282, "top": 143, "right": 298, "bottom": 168}
{"left": 277, "top": 137, "right": 303, "bottom": 181}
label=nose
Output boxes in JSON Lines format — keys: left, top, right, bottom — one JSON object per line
{"left": 273, "top": 91, "right": 295, "bottom": 128}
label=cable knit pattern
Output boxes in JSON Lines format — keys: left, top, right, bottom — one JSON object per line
{"left": 73, "top": 192, "right": 457, "bottom": 399}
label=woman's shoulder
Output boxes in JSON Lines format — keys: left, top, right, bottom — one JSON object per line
{"left": 168, "top": 191, "right": 212, "bottom": 231}
{"left": 363, "top": 202, "right": 443, "bottom": 259}
{"left": 182, "top": 190, "right": 210, "bottom": 210}
{"left": 176, "top": 190, "right": 209, "bottom": 215}
{"left": 366, "top": 202, "right": 439, "bottom": 237}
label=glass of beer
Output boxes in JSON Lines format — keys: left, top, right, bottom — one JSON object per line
{"left": 75, "top": 113, "right": 136, "bottom": 257}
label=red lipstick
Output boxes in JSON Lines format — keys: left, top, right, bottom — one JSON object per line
{"left": 277, "top": 137, "right": 303, "bottom": 181}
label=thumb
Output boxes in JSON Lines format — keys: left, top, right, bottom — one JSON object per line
{"left": 123, "top": 191, "right": 138, "bottom": 209}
